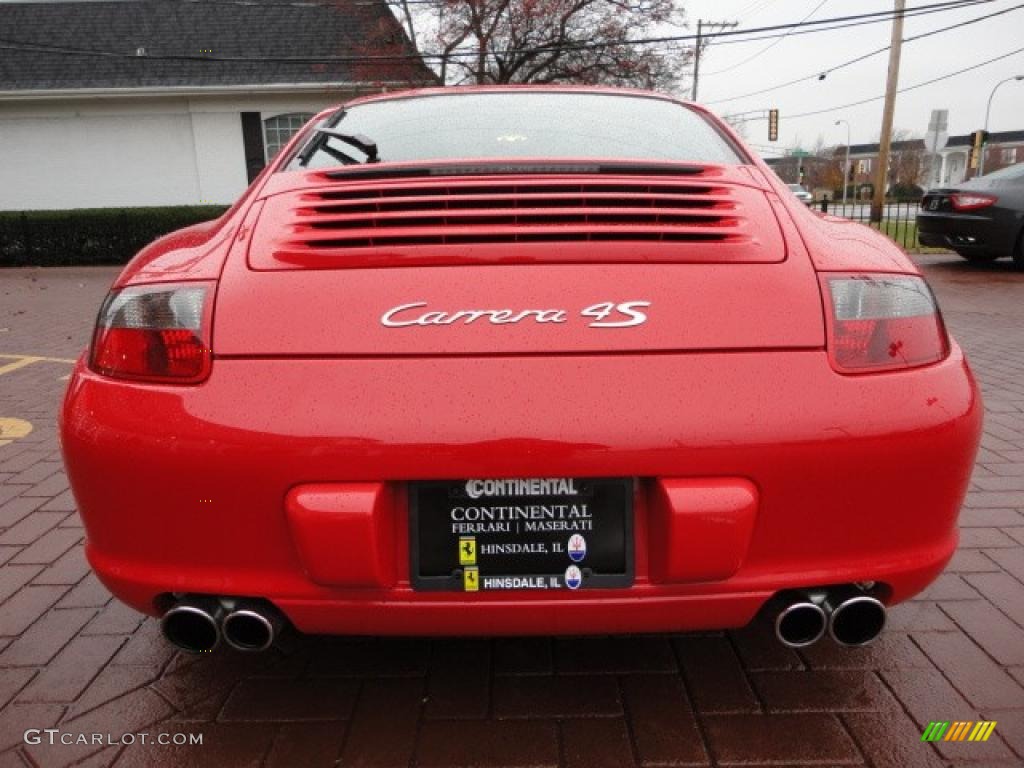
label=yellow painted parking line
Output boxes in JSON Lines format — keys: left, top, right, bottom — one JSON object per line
{"left": 0, "top": 354, "right": 77, "bottom": 379}
{"left": 0, "top": 357, "right": 42, "bottom": 376}
{"left": 0, "top": 417, "right": 33, "bottom": 446}
{"left": 0, "top": 353, "right": 77, "bottom": 364}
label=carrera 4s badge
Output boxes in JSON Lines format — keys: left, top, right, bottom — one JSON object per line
{"left": 381, "top": 301, "right": 651, "bottom": 328}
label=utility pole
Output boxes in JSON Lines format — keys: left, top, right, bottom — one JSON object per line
{"left": 870, "top": 0, "right": 905, "bottom": 223}
{"left": 690, "top": 19, "right": 738, "bottom": 102}
{"left": 692, "top": 20, "right": 703, "bottom": 101}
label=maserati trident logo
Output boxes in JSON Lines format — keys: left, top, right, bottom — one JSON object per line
{"left": 380, "top": 301, "right": 650, "bottom": 328}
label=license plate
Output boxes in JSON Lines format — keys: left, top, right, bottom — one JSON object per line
{"left": 409, "top": 478, "right": 634, "bottom": 592}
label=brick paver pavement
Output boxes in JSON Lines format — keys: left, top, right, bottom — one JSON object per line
{"left": 1, "top": 258, "right": 1022, "bottom": 767}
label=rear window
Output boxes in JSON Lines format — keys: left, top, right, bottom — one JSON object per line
{"left": 288, "top": 92, "right": 744, "bottom": 170}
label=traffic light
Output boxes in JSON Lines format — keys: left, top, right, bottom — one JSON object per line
{"left": 768, "top": 109, "right": 779, "bottom": 142}
{"left": 969, "top": 129, "right": 989, "bottom": 169}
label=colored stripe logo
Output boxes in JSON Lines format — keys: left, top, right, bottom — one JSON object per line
{"left": 921, "top": 721, "right": 997, "bottom": 742}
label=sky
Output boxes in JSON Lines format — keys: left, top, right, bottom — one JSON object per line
{"left": 678, "top": 0, "right": 1024, "bottom": 156}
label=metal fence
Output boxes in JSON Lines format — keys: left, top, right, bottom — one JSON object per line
{"left": 807, "top": 199, "right": 923, "bottom": 250}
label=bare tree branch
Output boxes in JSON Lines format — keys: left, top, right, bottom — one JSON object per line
{"left": 413, "top": 0, "right": 690, "bottom": 89}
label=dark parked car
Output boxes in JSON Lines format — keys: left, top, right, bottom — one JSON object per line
{"left": 917, "top": 161, "right": 1024, "bottom": 265}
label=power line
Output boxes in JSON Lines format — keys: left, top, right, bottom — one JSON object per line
{"left": 786, "top": 44, "right": 1024, "bottom": 119}
{"left": 706, "top": 46, "right": 888, "bottom": 105}
{"left": 734, "top": 0, "right": 782, "bottom": 19}
{"left": 702, "top": 0, "right": 830, "bottom": 76}
{"left": 0, "top": 0, "right": 992, "bottom": 65}
{"left": 0, "top": 0, "right": 990, "bottom": 62}
{"left": 688, "top": 0, "right": 990, "bottom": 49}
{"left": 604, "top": 0, "right": 991, "bottom": 50}
{"left": 704, "top": 1, "right": 1023, "bottom": 105}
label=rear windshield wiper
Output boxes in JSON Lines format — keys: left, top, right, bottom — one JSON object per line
{"left": 317, "top": 128, "right": 379, "bottom": 164}
{"left": 296, "top": 110, "right": 379, "bottom": 167}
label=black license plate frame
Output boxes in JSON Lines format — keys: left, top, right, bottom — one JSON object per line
{"left": 409, "top": 477, "right": 634, "bottom": 592}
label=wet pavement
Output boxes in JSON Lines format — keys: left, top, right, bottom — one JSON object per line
{"left": 0, "top": 256, "right": 1022, "bottom": 767}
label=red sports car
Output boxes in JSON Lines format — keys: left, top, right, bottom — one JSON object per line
{"left": 60, "top": 87, "right": 982, "bottom": 654}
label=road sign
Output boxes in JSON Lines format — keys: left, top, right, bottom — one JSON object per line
{"left": 926, "top": 109, "right": 949, "bottom": 187}
{"left": 927, "top": 109, "right": 949, "bottom": 133}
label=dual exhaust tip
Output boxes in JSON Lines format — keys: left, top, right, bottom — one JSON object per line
{"left": 775, "top": 586, "right": 887, "bottom": 648}
{"left": 163, "top": 587, "right": 884, "bottom": 652}
{"left": 161, "top": 596, "right": 283, "bottom": 653}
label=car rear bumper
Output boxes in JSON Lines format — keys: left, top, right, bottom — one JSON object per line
{"left": 916, "top": 211, "right": 1014, "bottom": 254}
{"left": 61, "top": 349, "right": 982, "bottom": 636}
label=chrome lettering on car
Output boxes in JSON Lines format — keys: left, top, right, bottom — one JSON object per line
{"left": 580, "top": 302, "right": 650, "bottom": 328}
{"left": 380, "top": 302, "right": 649, "bottom": 328}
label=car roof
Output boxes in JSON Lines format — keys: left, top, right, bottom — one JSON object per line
{"left": 306, "top": 85, "right": 710, "bottom": 125}
{"left": 347, "top": 84, "right": 689, "bottom": 107}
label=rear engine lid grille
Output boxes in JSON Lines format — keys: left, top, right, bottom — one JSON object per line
{"left": 248, "top": 171, "right": 785, "bottom": 269}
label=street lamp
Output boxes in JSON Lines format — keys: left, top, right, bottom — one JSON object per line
{"left": 980, "top": 74, "right": 1024, "bottom": 176}
{"left": 835, "top": 119, "right": 851, "bottom": 206}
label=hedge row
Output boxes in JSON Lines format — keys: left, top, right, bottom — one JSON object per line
{"left": 0, "top": 206, "right": 229, "bottom": 267}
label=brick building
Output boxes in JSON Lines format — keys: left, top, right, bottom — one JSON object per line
{"left": 767, "top": 129, "right": 1024, "bottom": 199}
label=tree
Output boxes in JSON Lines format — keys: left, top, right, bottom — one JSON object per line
{"left": 799, "top": 135, "right": 838, "bottom": 192}
{"left": 810, "top": 133, "right": 828, "bottom": 158}
{"left": 805, "top": 155, "right": 842, "bottom": 194}
{"left": 393, "top": 0, "right": 691, "bottom": 88}
{"left": 892, "top": 147, "right": 925, "bottom": 187}
{"left": 888, "top": 128, "right": 926, "bottom": 189}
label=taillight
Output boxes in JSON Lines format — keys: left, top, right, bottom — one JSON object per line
{"left": 950, "top": 193, "right": 997, "bottom": 211}
{"left": 822, "top": 274, "right": 949, "bottom": 374}
{"left": 89, "top": 283, "right": 213, "bottom": 383}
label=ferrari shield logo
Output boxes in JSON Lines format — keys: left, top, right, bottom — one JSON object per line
{"left": 459, "top": 536, "right": 477, "bottom": 565}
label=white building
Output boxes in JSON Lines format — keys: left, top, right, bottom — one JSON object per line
{"left": 0, "top": 0, "right": 436, "bottom": 211}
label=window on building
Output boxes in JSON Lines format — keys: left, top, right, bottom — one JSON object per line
{"left": 857, "top": 158, "right": 872, "bottom": 174}
{"left": 1001, "top": 147, "right": 1017, "bottom": 164}
{"left": 263, "top": 113, "right": 314, "bottom": 162}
